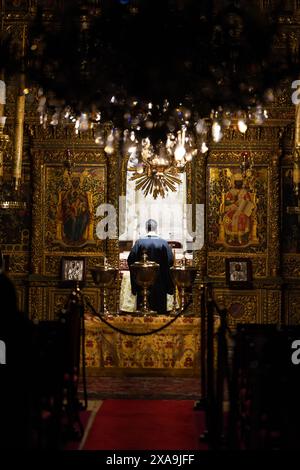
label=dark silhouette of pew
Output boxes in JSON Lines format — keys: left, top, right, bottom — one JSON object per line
{"left": 229, "top": 324, "right": 300, "bottom": 449}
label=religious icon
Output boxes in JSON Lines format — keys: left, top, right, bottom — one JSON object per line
{"left": 230, "top": 262, "right": 247, "bottom": 281}
{"left": 226, "top": 258, "right": 252, "bottom": 288}
{"left": 283, "top": 168, "right": 300, "bottom": 253}
{"left": 217, "top": 170, "right": 259, "bottom": 248}
{"left": 46, "top": 165, "right": 105, "bottom": 252}
{"left": 61, "top": 257, "right": 86, "bottom": 282}
{"left": 56, "top": 171, "right": 94, "bottom": 246}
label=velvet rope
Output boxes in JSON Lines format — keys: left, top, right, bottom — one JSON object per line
{"left": 85, "top": 298, "right": 193, "bottom": 337}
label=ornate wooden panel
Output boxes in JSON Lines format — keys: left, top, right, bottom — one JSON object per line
{"left": 213, "top": 289, "right": 260, "bottom": 327}
{"left": 285, "top": 290, "right": 300, "bottom": 325}
{"left": 47, "top": 286, "right": 101, "bottom": 321}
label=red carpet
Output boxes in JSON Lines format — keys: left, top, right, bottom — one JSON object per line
{"left": 83, "top": 400, "right": 208, "bottom": 450}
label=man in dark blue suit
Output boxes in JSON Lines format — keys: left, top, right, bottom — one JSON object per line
{"left": 127, "top": 219, "right": 174, "bottom": 313}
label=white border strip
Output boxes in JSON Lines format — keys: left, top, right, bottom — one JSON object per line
{"left": 78, "top": 400, "right": 103, "bottom": 450}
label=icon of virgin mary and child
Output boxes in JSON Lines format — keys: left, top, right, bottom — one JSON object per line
{"left": 56, "top": 173, "right": 94, "bottom": 245}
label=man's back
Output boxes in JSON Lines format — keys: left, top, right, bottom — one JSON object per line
{"left": 133, "top": 235, "right": 171, "bottom": 262}
{"left": 127, "top": 226, "right": 174, "bottom": 313}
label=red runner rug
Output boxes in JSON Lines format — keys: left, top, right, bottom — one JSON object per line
{"left": 83, "top": 399, "right": 208, "bottom": 450}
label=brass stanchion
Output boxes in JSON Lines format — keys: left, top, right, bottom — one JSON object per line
{"left": 170, "top": 261, "right": 197, "bottom": 312}
{"left": 90, "top": 259, "right": 118, "bottom": 318}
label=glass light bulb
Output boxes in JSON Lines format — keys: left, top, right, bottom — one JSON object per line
{"left": 128, "top": 145, "right": 137, "bottom": 154}
{"left": 104, "top": 144, "right": 114, "bottom": 154}
{"left": 174, "top": 145, "right": 186, "bottom": 161}
{"left": 212, "top": 122, "right": 222, "bottom": 142}
{"left": 201, "top": 142, "right": 209, "bottom": 153}
{"left": 95, "top": 136, "right": 104, "bottom": 145}
{"left": 50, "top": 114, "right": 59, "bottom": 126}
{"left": 196, "top": 119, "right": 207, "bottom": 135}
{"left": 79, "top": 114, "right": 89, "bottom": 131}
{"left": 237, "top": 119, "right": 248, "bottom": 134}
{"left": 145, "top": 120, "right": 153, "bottom": 129}
{"left": 136, "top": 164, "right": 144, "bottom": 174}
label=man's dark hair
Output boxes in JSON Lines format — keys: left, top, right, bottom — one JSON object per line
{"left": 146, "top": 219, "right": 157, "bottom": 232}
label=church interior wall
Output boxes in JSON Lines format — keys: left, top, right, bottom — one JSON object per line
{"left": 1, "top": 1, "right": 300, "bottom": 377}
{"left": 1, "top": 98, "right": 299, "bottom": 375}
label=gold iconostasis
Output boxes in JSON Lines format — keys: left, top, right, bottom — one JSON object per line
{"left": 1, "top": 2, "right": 300, "bottom": 376}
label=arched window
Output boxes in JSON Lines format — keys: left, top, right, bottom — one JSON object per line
{"left": 119, "top": 163, "right": 192, "bottom": 249}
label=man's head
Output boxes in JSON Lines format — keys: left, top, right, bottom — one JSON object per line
{"left": 234, "top": 263, "right": 241, "bottom": 271}
{"left": 146, "top": 219, "right": 157, "bottom": 233}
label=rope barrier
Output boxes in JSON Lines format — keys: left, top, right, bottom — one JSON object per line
{"left": 85, "top": 298, "right": 193, "bottom": 337}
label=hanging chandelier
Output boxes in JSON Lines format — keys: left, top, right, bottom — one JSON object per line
{"left": 110, "top": 103, "right": 267, "bottom": 198}
{"left": 126, "top": 126, "right": 195, "bottom": 199}
{"left": 0, "top": 0, "right": 296, "bottom": 198}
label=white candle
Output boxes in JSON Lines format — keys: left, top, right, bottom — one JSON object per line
{"left": 0, "top": 81, "right": 6, "bottom": 105}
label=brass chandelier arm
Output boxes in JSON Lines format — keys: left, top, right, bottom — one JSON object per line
{"left": 131, "top": 170, "right": 183, "bottom": 199}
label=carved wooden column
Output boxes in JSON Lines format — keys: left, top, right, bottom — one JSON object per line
{"left": 30, "top": 148, "right": 44, "bottom": 276}
{"left": 268, "top": 150, "right": 281, "bottom": 277}
{"left": 105, "top": 147, "right": 119, "bottom": 268}
{"left": 265, "top": 136, "right": 282, "bottom": 325}
{"left": 28, "top": 149, "right": 44, "bottom": 320}
{"left": 105, "top": 143, "right": 120, "bottom": 314}
{"left": 192, "top": 149, "right": 208, "bottom": 316}
{"left": 28, "top": 285, "right": 45, "bottom": 321}
{"left": 193, "top": 149, "right": 208, "bottom": 279}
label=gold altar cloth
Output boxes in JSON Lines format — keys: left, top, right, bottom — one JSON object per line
{"left": 84, "top": 312, "right": 200, "bottom": 377}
